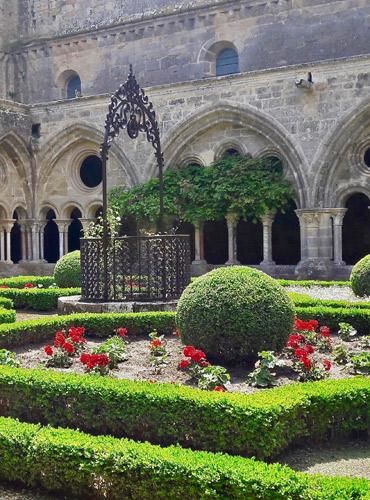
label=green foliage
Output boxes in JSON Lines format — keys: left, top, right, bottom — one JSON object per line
{"left": 248, "top": 351, "right": 278, "bottom": 388}
{"left": 54, "top": 251, "right": 81, "bottom": 288}
{"left": 0, "top": 308, "right": 15, "bottom": 325}
{"left": 351, "top": 255, "right": 370, "bottom": 297}
{"left": 0, "top": 349, "right": 19, "bottom": 367}
{"left": 110, "top": 157, "right": 293, "bottom": 224}
{"left": 196, "top": 365, "right": 230, "bottom": 391}
{"left": 0, "top": 417, "right": 369, "bottom": 499}
{"left": 289, "top": 292, "right": 370, "bottom": 310}
{"left": 333, "top": 345, "right": 350, "bottom": 365}
{"left": 338, "top": 322, "right": 358, "bottom": 341}
{"left": 92, "top": 336, "right": 128, "bottom": 368}
{"left": 295, "top": 305, "right": 370, "bottom": 335}
{"left": 0, "top": 297, "right": 13, "bottom": 310}
{"left": 279, "top": 279, "right": 349, "bottom": 287}
{"left": 0, "top": 311, "right": 176, "bottom": 348}
{"left": 0, "top": 287, "right": 80, "bottom": 311}
{"left": 0, "top": 276, "right": 55, "bottom": 288}
{"left": 177, "top": 266, "right": 295, "bottom": 363}
{"left": 349, "top": 352, "right": 370, "bottom": 375}
{"left": 0, "top": 366, "right": 368, "bottom": 461}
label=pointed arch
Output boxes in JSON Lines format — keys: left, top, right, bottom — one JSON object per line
{"left": 38, "top": 123, "right": 139, "bottom": 187}
{"left": 148, "top": 102, "right": 309, "bottom": 207}
{"left": 312, "top": 97, "right": 370, "bottom": 206}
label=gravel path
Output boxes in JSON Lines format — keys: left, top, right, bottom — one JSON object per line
{"left": 287, "top": 285, "right": 370, "bottom": 302}
{"left": 278, "top": 441, "right": 370, "bottom": 479}
{"left": 16, "top": 311, "right": 57, "bottom": 322}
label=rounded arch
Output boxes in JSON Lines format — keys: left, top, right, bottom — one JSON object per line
{"left": 86, "top": 201, "right": 103, "bottom": 219}
{"left": 175, "top": 154, "right": 206, "bottom": 169}
{"left": 56, "top": 69, "right": 81, "bottom": 99}
{"left": 312, "top": 97, "right": 370, "bottom": 206}
{"left": 342, "top": 193, "right": 370, "bottom": 265}
{"left": 335, "top": 185, "right": 370, "bottom": 208}
{"left": 12, "top": 205, "right": 28, "bottom": 220}
{"left": 39, "top": 203, "right": 60, "bottom": 220}
{"left": 153, "top": 103, "right": 309, "bottom": 207}
{"left": 198, "top": 39, "right": 241, "bottom": 77}
{"left": 0, "top": 131, "right": 32, "bottom": 210}
{"left": 214, "top": 139, "right": 249, "bottom": 161}
{"left": 0, "top": 203, "right": 9, "bottom": 219}
{"left": 60, "top": 201, "right": 85, "bottom": 219}
{"left": 38, "top": 123, "right": 139, "bottom": 189}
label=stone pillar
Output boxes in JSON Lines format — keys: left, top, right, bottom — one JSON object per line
{"left": 191, "top": 222, "right": 208, "bottom": 276}
{"left": 3, "top": 221, "right": 15, "bottom": 263}
{"left": 0, "top": 228, "right": 5, "bottom": 261}
{"left": 39, "top": 224, "right": 45, "bottom": 261}
{"left": 31, "top": 222, "right": 40, "bottom": 261}
{"left": 260, "top": 212, "right": 275, "bottom": 266}
{"left": 55, "top": 220, "right": 70, "bottom": 259}
{"left": 332, "top": 209, "right": 347, "bottom": 265}
{"left": 226, "top": 214, "right": 239, "bottom": 265}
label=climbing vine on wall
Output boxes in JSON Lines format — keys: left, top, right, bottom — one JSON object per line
{"left": 109, "top": 157, "right": 294, "bottom": 225}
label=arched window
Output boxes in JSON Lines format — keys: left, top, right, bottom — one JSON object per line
{"left": 265, "top": 156, "right": 283, "bottom": 174}
{"left": 66, "top": 75, "right": 81, "bottom": 99}
{"left": 222, "top": 148, "right": 240, "bottom": 159}
{"left": 80, "top": 156, "right": 102, "bottom": 188}
{"left": 216, "top": 48, "right": 239, "bottom": 76}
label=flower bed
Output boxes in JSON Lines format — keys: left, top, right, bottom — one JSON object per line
{"left": 0, "top": 287, "right": 80, "bottom": 311}
{"left": 0, "top": 276, "right": 56, "bottom": 288}
{"left": 1, "top": 417, "right": 368, "bottom": 500}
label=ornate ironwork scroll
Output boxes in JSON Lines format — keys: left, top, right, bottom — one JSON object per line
{"left": 82, "top": 65, "right": 191, "bottom": 302}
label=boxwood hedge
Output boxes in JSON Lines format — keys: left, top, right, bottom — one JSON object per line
{"left": 0, "top": 308, "right": 15, "bottom": 325}
{"left": 279, "top": 279, "right": 349, "bottom": 287}
{"left": 0, "top": 276, "right": 55, "bottom": 288}
{"left": 0, "top": 297, "right": 14, "bottom": 310}
{"left": 0, "top": 367, "right": 368, "bottom": 460}
{"left": 0, "top": 417, "right": 368, "bottom": 499}
{"left": 289, "top": 292, "right": 370, "bottom": 310}
{"left": 0, "top": 287, "right": 80, "bottom": 311}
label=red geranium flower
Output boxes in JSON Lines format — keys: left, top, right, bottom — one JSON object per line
{"left": 54, "top": 331, "right": 66, "bottom": 347}
{"left": 0, "top": 285, "right": 9, "bottom": 289}
{"left": 190, "top": 350, "right": 207, "bottom": 364}
{"left": 150, "top": 339, "right": 162, "bottom": 348}
{"left": 116, "top": 327, "right": 128, "bottom": 338}
{"left": 301, "top": 356, "right": 312, "bottom": 370}
{"left": 178, "top": 359, "right": 191, "bottom": 370}
{"left": 183, "top": 345, "right": 196, "bottom": 357}
{"left": 44, "top": 345, "right": 53, "bottom": 356}
{"left": 320, "top": 326, "right": 331, "bottom": 337}
{"left": 80, "top": 353, "right": 90, "bottom": 364}
{"left": 24, "top": 283, "right": 34, "bottom": 289}
{"left": 214, "top": 386, "right": 226, "bottom": 392}
{"left": 63, "top": 342, "right": 75, "bottom": 354}
{"left": 323, "top": 359, "right": 332, "bottom": 371}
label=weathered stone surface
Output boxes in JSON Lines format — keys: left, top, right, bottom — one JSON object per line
{"left": 58, "top": 296, "right": 178, "bottom": 315}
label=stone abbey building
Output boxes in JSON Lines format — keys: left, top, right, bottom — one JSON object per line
{"left": 0, "top": 0, "right": 370, "bottom": 278}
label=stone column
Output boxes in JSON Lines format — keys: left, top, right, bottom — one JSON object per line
{"left": 39, "top": 224, "right": 45, "bottom": 261}
{"left": 332, "top": 209, "right": 347, "bottom": 265}
{"left": 3, "top": 220, "right": 15, "bottom": 263}
{"left": 31, "top": 221, "right": 40, "bottom": 261}
{"left": 0, "top": 227, "right": 5, "bottom": 261}
{"left": 191, "top": 222, "right": 208, "bottom": 276}
{"left": 19, "top": 223, "right": 28, "bottom": 260}
{"left": 226, "top": 214, "right": 239, "bottom": 265}
{"left": 295, "top": 210, "right": 320, "bottom": 260}
{"left": 260, "top": 212, "right": 275, "bottom": 266}
{"left": 54, "top": 220, "right": 70, "bottom": 259}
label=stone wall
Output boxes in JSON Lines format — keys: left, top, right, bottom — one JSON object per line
{"left": 1, "top": 0, "right": 369, "bottom": 104}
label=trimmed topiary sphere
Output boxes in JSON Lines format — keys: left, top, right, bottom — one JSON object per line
{"left": 351, "top": 255, "right": 370, "bottom": 297}
{"left": 54, "top": 251, "right": 81, "bottom": 288}
{"left": 176, "top": 266, "right": 295, "bottom": 364}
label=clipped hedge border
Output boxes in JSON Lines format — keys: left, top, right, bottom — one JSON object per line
{"left": 296, "top": 305, "right": 370, "bottom": 335}
{"left": 0, "top": 366, "right": 368, "bottom": 460}
{"left": 1, "top": 417, "right": 368, "bottom": 500}
{"left": 0, "top": 311, "right": 176, "bottom": 348}
{"left": 280, "top": 279, "right": 349, "bottom": 287}
{"left": 290, "top": 292, "right": 370, "bottom": 310}
{"left": 0, "top": 297, "right": 14, "bottom": 310}
{"left": 0, "top": 287, "right": 80, "bottom": 311}
{"left": 0, "top": 276, "right": 55, "bottom": 288}
{"left": 0, "top": 308, "right": 15, "bottom": 325}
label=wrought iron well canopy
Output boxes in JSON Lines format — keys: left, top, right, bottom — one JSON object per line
{"left": 80, "top": 66, "right": 191, "bottom": 302}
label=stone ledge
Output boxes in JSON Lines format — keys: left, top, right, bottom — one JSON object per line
{"left": 58, "top": 296, "right": 178, "bottom": 315}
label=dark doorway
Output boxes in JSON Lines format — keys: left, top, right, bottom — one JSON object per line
{"left": 272, "top": 200, "right": 301, "bottom": 264}
{"left": 68, "top": 208, "right": 83, "bottom": 251}
{"left": 44, "top": 210, "right": 59, "bottom": 263}
{"left": 11, "top": 210, "right": 21, "bottom": 263}
{"left": 343, "top": 193, "right": 370, "bottom": 264}
{"left": 204, "top": 219, "right": 228, "bottom": 265}
{"left": 237, "top": 219, "right": 263, "bottom": 264}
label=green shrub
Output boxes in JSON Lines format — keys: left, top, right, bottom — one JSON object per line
{"left": 296, "top": 305, "right": 370, "bottom": 335}
{"left": 54, "top": 251, "right": 81, "bottom": 288}
{"left": 177, "top": 266, "right": 295, "bottom": 363}
{"left": 0, "top": 287, "right": 80, "bottom": 311}
{"left": 0, "top": 276, "right": 55, "bottom": 288}
{"left": 0, "top": 417, "right": 368, "bottom": 500}
{"left": 289, "top": 292, "right": 370, "bottom": 310}
{"left": 0, "top": 297, "right": 14, "bottom": 310}
{"left": 0, "top": 308, "right": 15, "bottom": 325}
{"left": 0, "top": 366, "right": 368, "bottom": 460}
{"left": 0, "top": 311, "right": 176, "bottom": 348}
{"left": 351, "top": 255, "right": 370, "bottom": 297}
{"left": 279, "top": 279, "right": 349, "bottom": 287}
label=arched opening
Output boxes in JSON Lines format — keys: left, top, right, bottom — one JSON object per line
{"left": 95, "top": 206, "right": 103, "bottom": 219}
{"left": 66, "top": 75, "right": 81, "bottom": 99}
{"left": 44, "top": 210, "right": 59, "bottom": 263}
{"left": 68, "top": 208, "right": 83, "bottom": 251}
{"left": 173, "top": 220, "right": 195, "bottom": 261}
{"left": 343, "top": 193, "right": 370, "bottom": 264}
{"left": 216, "top": 48, "right": 239, "bottom": 76}
{"left": 222, "top": 148, "right": 240, "bottom": 158}
{"left": 80, "top": 155, "right": 102, "bottom": 188}
{"left": 265, "top": 156, "right": 284, "bottom": 174}
{"left": 204, "top": 219, "right": 228, "bottom": 264}
{"left": 10, "top": 210, "right": 21, "bottom": 263}
{"left": 272, "top": 200, "right": 300, "bottom": 264}
{"left": 237, "top": 219, "right": 263, "bottom": 264}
